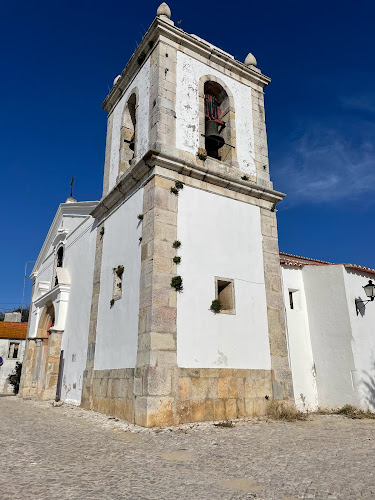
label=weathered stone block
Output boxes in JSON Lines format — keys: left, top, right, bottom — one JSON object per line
{"left": 191, "top": 401, "right": 206, "bottom": 422}
{"left": 217, "top": 378, "right": 228, "bottom": 399}
{"left": 191, "top": 378, "right": 208, "bottom": 401}
{"left": 178, "top": 377, "right": 190, "bottom": 399}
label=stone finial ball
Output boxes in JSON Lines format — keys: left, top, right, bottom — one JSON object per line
{"left": 113, "top": 75, "right": 121, "bottom": 86}
{"left": 157, "top": 2, "right": 171, "bottom": 19}
{"left": 244, "top": 52, "right": 257, "bottom": 67}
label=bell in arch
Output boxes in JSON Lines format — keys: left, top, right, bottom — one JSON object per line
{"left": 129, "top": 132, "right": 135, "bottom": 151}
{"left": 205, "top": 120, "right": 225, "bottom": 158}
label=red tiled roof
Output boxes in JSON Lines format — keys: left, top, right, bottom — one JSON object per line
{"left": 280, "top": 252, "right": 375, "bottom": 276}
{"left": 0, "top": 322, "right": 28, "bottom": 340}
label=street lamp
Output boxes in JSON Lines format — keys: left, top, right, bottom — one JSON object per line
{"left": 356, "top": 279, "right": 375, "bottom": 315}
{"left": 363, "top": 280, "right": 375, "bottom": 301}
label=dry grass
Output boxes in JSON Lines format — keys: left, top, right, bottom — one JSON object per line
{"left": 214, "top": 420, "right": 235, "bottom": 428}
{"left": 266, "top": 401, "right": 308, "bottom": 422}
{"left": 319, "top": 404, "right": 375, "bottom": 420}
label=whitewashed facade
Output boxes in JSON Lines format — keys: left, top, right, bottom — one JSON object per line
{"left": 282, "top": 253, "right": 375, "bottom": 412}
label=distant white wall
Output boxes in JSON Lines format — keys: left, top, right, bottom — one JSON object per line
{"left": 0, "top": 339, "right": 26, "bottom": 394}
{"left": 95, "top": 188, "right": 143, "bottom": 370}
{"left": 302, "top": 265, "right": 359, "bottom": 409}
{"left": 177, "top": 186, "right": 270, "bottom": 369}
{"left": 108, "top": 59, "right": 150, "bottom": 191}
{"left": 176, "top": 51, "right": 255, "bottom": 176}
{"left": 281, "top": 266, "right": 318, "bottom": 411}
{"left": 60, "top": 216, "right": 97, "bottom": 404}
{"left": 343, "top": 269, "right": 375, "bottom": 411}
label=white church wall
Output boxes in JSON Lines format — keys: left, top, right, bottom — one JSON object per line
{"left": 59, "top": 216, "right": 97, "bottom": 404}
{"left": 343, "top": 269, "right": 375, "bottom": 411}
{"left": 176, "top": 51, "right": 255, "bottom": 176}
{"left": 281, "top": 266, "right": 318, "bottom": 411}
{"left": 302, "top": 265, "right": 359, "bottom": 409}
{"left": 94, "top": 188, "right": 143, "bottom": 370}
{"left": 108, "top": 59, "right": 151, "bottom": 192}
{"left": 177, "top": 186, "right": 271, "bottom": 369}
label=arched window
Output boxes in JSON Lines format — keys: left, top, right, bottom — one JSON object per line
{"left": 54, "top": 245, "right": 64, "bottom": 286}
{"left": 56, "top": 246, "right": 64, "bottom": 268}
{"left": 119, "top": 92, "right": 138, "bottom": 177}
{"left": 199, "top": 77, "right": 237, "bottom": 167}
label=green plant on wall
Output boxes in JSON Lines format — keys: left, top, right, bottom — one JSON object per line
{"left": 139, "top": 237, "right": 142, "bottom": 243}
{"left": 137, "top": 214, "right": 144, "bottom": 221}
{"left": 241, "top": 175, "right": 249, "bottom": 181}
{"left": 170, "top": 180, "right": 184, "bottom": 196}
{"left": 115, "top": 265, "right": 124, "bottom": 277}
{"left": 172, "top": 240, "right": 181, "bottom": 249}
{"left": 110, "top": 298, "right": 115, "bottom": 307}
{"left": 171, "top": 276, "right": 183, "bottom": 292}
{"left": 197, "top": 148, "right": 207, "bottom": 161}
{"left": 100, "top": 226, "right": 105, "bottom": 237}
{"left": 7, "top": 362, "right": 22, "bottom": 394}
{"left": 210, "top": 299, "right": 222, "bottom": 313}
{"left": 173, "top": 256, "right": 181, "bottom": 265}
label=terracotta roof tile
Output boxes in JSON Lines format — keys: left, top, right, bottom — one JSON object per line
{"left": 280, "top": 252, "right": 375, "bottom": 276}
{"left": 0, "top": 322, "right": 28, "bottom": 340}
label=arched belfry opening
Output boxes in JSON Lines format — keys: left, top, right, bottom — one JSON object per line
{"left": 199, "top": 78, "right": 236, "bottom": 166}
{"left": 119, "top": 92, "right": 138, "bottom": 177}
{"left": 54, "top": 245, "right": 64, "bottom": 286}
{"left": 204, "top": 81, "right": 226, "bottom": 159}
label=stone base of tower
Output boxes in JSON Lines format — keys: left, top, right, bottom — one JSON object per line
{"left": 81, "top": 366, "right": 293, "bottom": 427}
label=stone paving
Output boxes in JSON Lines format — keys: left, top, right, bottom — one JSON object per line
{"left": 1, "top": 396, "right": 375, "bottom": 499}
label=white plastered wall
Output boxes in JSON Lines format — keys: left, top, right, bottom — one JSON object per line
{"left": 59, "top": 216, "right": 97, "bottom": 404}
{"left": 108, "top": 59, "right": 150, "bottom": 191}
{"left": 281, "top": 266, "right": 318, "bottom": 411}
{"left": 176, "top": 51, "right": 255, "bottom": 176}
{"left": 343, "top": 269, "right": 375, "bottom": 411}
{"left": 302, "top": 265, "right": 359, "bottom": 409}
{"left": 177, "top": 186, "right": 270, "bottom": 369}
{"left": 95, "top": 188, "right": 143, "bottom": 370}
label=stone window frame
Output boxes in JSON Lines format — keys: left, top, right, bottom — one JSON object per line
{"left": 214, "top": 276, "right": 236, "bottom": 315}
{"left": 119, "top": 87, "right": 140, "bottom": 178}
{"left": 198, "top": 75, "right": 238, "bottom": 169}
{"left": 7, "top": 340, "right": 21, "bottom": 360}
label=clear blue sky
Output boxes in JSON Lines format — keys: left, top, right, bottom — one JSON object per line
{"left": 1, "top": 0, "right": 374, "bottom": 310}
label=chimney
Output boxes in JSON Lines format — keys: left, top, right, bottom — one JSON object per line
{"left": 4, "top": 311, "right": 22, "bottom": 323}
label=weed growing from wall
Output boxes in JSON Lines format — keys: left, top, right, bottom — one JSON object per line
{"left": 171, "top": 276, "right": 183, "bottom": 292}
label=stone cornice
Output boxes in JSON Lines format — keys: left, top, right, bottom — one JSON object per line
{"left": 102, "top": 17, "right": 271, "bottom": 114}
{"left": 91, "top": 151, "right": 285, "bottom": 220}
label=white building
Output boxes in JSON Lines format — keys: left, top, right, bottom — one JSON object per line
{"left": 19, "top": 3, "right": 374, "bottom": 425}
{"left": 0, "top": 321, "right": 27, "bottom": 394}
{"left": 282, "top": 253, "right": 375, "bottom": 412}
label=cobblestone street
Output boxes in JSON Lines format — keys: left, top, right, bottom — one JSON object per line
{"left": 1, "top": 396, "right": 375, "bottom": 499}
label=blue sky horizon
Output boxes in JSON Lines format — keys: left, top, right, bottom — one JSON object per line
{"left": 1, "top": 0, "right": 374, "bottom": 311}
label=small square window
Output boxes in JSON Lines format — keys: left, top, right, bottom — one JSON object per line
{"left": 215, "top": 277, "right": 235, "bottom": 314}
{"left": 8, "top": 342, "right": 20, "bottom": 359}
{"left": 288, "top": 289, "right": 300, "bottom": 310}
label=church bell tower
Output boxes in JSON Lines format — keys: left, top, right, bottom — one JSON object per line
{"left": 82, "top": 3, "right": 294, "bottom": 427}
